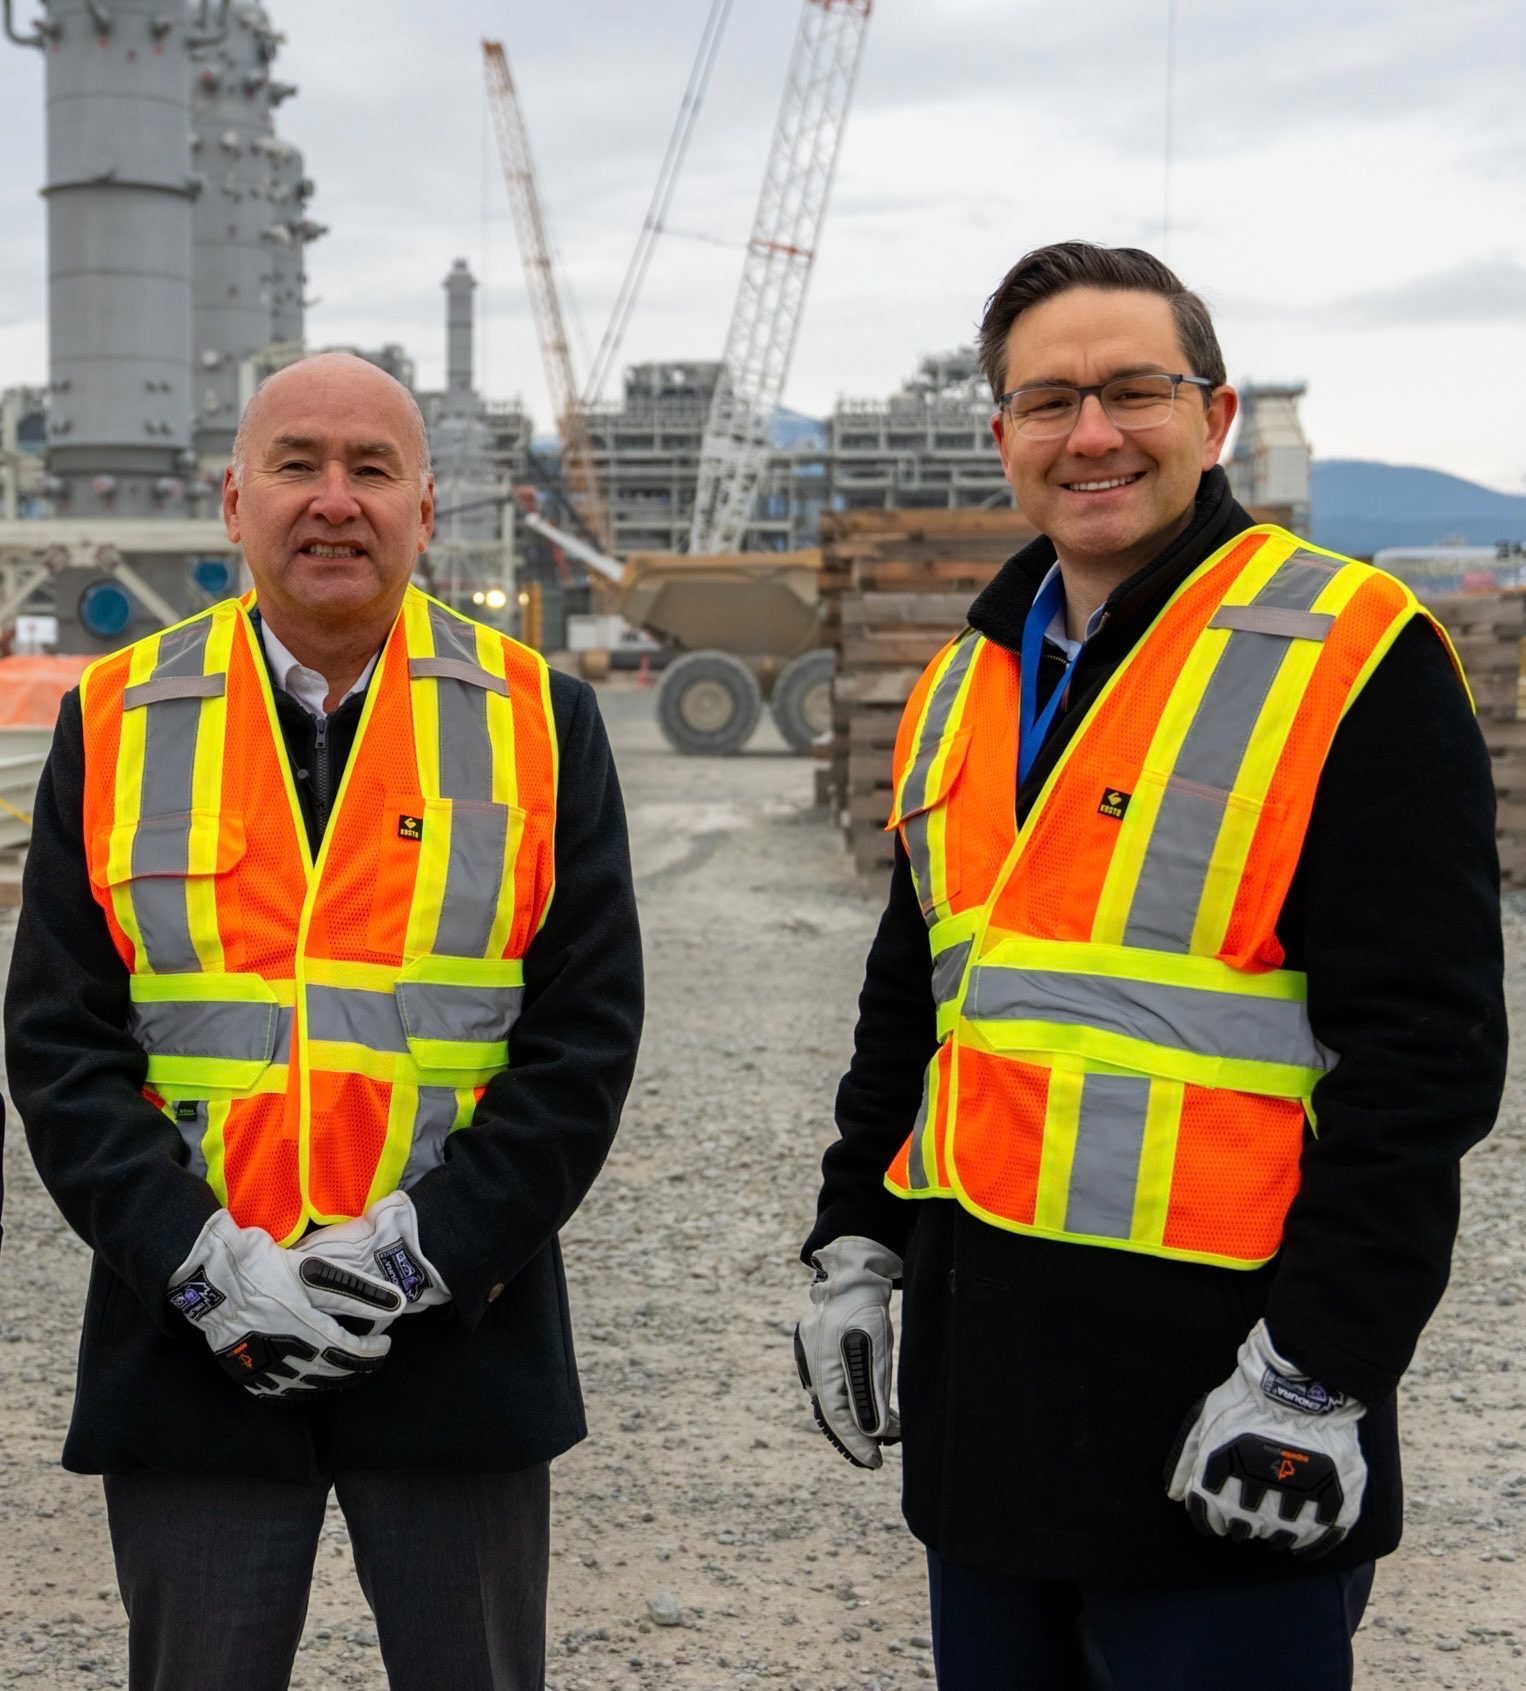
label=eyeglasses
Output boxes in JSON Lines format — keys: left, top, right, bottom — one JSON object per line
{"left": 995, "top": 373, "right": 1215, "bottom": 440}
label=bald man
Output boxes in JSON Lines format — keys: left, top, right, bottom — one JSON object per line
{"left": 5, "top": 354, "right": 643, "bottom": 1691}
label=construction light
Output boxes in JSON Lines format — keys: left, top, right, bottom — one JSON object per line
{"left": 471, "top": 591, "right": 486, "bottom": 605}
{"left": 518, "top": 590, "right": 531, "bottom": 607}
{"left": 484, "top": 588, "right": 508, "bottom": 609}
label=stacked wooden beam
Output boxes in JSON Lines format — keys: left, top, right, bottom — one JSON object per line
{"left": 820, "top": 512, "right": 1526, "bottom": 892}
{"left": 819, "top": 509, "right": 1037, "bottom": 877}
{"left": 1424, "top": 591, "right": 1526, "bottom": 891}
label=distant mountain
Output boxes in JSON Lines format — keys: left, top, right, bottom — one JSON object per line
{"left": 1311, "top": 460, "right": 1526, "bottom": 556}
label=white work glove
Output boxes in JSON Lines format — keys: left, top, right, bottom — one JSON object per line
{"left": 290, "top": 1191, "right": 451, "bottom": 1329}
{"left": 793, "top": 1236, "right": 903, "bottom": 1470}
{"left": 1167, "top": 1319, "right": 1367, "bottom": 1556}
{"left": 166, "top": 1209, "right": 403, "bottom": 1400}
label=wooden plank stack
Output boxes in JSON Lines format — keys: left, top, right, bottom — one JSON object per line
{"left": 819, "top": 509, "right": 1038, "bottom": 878}
{"left": 1423, "top": 591, "right": 1526, "bottom": 890}
{"left": 820, "top": 511, "right": 1526, "bottom": 893}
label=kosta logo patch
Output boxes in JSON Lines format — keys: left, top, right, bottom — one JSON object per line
{"left": 1098, "top": 788, "right": 1131, "bottom": 820}
{"left": 397, "top": 813, "right": 424, "bottom": 841}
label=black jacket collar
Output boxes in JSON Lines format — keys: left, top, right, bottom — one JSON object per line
{"left": 968, "top": 467, "right": 1254, "bottom": 656}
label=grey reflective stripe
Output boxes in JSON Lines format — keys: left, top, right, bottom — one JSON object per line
{"left": 434, "top": 803, "right": 511, "bottom": 956}
{"left": 408, "top": 657, "right": 509, "bottom": 696}
{"left": 305, "top": 985, "right": 409, "bottom": 1053}
{"left": 124, "top": 673, "right": 227, "bottom": 710}
{"left": 1208, "top": 606, "right": 1334, "bottom": 641}
{"left": 962, "top": 965, "right": 1326, "bottom": 1074}
{"left": 129, "top": 621, "right": 213, "bottom": 971}
{"left": 419, "top": 606, "right": 509, "bottom": 953}
{"left": 399, "top": 1086, "right": 461, "bottom": 1190}
{"left": 128, "top": 995, "right": 278, "bottom": 1064}
{"left": 931, "top": 936, "right": 972, "bottom": 1009}
{"left": 1064, "top": 1074, "right": 1152, "bottom": 1239}
{"left": 901, "top": 634, "right": 979, "bottom": 919}
{"left": 906, "top": 1076, "right": 931, "bottom": 1190}
{"left": 394, "top": 977, "right": 524, "bottom": 1047}
{"left": 1124, "top": 551, "right": 1339, "bottom": 952}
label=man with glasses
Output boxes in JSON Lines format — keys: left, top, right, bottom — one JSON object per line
{"left": 795, "top": 241, "right": 1504, "bottom": 1688}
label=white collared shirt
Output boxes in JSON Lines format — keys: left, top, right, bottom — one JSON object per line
{"left": 258, "top": 622, "right": 379, "bottom": 719}
{"left": 1036, "top": 560, "right": 1107, "bottom": 659}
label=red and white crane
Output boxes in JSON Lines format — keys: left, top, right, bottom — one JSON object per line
{"left": 688, "top": 0, "right": 873, "bottom": 556}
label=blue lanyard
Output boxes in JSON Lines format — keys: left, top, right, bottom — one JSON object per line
{"left": 1019, "top": 571, "right": 1082, "bottom": 785}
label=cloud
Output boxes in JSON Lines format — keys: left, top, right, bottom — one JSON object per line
{"left": 1230, "top": 257, "right": 1526, "bottom": 331}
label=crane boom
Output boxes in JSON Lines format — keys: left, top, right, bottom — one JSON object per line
{"left": 688, "top": 0, "right": 872, "bottom": 555}
{"left": 482, "top": 40, "right": 611, "bottom": 550}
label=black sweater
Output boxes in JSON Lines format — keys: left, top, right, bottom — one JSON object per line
{"left": 5, "top": 646, "right": 643, "bottom": 1479}
{"left": 806, "top": 469, "right": 1506, "bottom": 1582}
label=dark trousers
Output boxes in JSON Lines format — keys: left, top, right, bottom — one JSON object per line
{"left": 927, "top": 1548, "right": 1374, "bottom": 1691}
{"left": 104, "top": 1465, "right": 550, "bottom": 1691}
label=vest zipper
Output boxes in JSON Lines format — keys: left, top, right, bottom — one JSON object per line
{"left": 313, "top": 713, "right": 331, "bottom": 842}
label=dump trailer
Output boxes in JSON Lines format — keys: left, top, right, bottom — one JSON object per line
{"left": 620, "top": 549, "right": 831, "bottom": 756}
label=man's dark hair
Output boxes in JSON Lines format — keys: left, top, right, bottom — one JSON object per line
{"left": 977, "top": 240, "right": 1226, "bottom": 400}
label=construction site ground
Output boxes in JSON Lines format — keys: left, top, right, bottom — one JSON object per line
{"left": 0, "top": 678, "right": 1522, "bottom": 1690}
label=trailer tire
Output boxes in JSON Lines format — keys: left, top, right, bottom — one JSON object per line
{"left": 657, "top": 650, "right": 763, "bottom": 756}
{"left": 769, "top": 648, "right": 835, "bottom": 756}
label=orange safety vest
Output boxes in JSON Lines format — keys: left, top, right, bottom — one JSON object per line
{"left": 79, "top": 585, "right": 558, "bottom": 1245}
{"left": 883, "top": 526, "right": 1463, "bottom": 1268}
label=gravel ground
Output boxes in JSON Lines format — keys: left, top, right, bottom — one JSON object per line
{"left": 0, "top": 678, "right": 1521, "bottom": 1688}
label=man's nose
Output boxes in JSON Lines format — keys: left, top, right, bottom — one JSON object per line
{"left": 308, "top": 462, "right": 361, "bottom": 521}
{"left": 1065, "top": 392, "right": 1126, "bottom": 454}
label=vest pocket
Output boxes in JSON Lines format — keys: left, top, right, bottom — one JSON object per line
{"left": 393, "top": 954, "right": 526, "bottom": 1083}
{"left": 127, "top": 970, "right": 282, "bottom": 1095}
{"left": 366, "top": 794, "right": 526, "bottom": 958}
{"left": 90, "top": 810, "right": 248, "bottom": 973}
{"left": 886, "top": 727, "right": 972, "bottom": 913}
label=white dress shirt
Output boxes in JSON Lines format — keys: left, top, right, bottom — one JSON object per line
{"left": 258, "top": 622, "right": 379, "bottom": 719}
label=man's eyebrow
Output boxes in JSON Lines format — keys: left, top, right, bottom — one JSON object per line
{"left": 266, "top": 434, "right": 402, "bottom": 459}
{"left": 1009, "top": 363, "right": 1169, "bottom": 389}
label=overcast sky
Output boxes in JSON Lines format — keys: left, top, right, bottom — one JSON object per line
{"left": 2, "top": 0, "right": 1523, "bottom": 490}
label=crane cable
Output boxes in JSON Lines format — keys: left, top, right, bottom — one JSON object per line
{"left": 581, "top": 0, "right": 738, "bottom": 407}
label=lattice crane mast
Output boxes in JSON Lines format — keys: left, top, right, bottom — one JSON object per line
{"left": 482, "top": 40, "right": 611, "bottom": 553}
{"left": 688, "top": 0, "right": 872, "bottom": 556}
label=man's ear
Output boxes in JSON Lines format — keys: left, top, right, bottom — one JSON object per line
{"left": 222, "top": 465, "right": 241, "bottom": 543}
{"left": 1201, "top": 385, "right": 1238, "bottom": 469}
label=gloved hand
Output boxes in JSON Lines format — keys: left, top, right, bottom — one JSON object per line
{"left": 1167, "top": 1319, "right": 1367, "bottom": 1555}
{"left": 290, "top": 1190, "right": 451, "bottom": 1327}
{"left": 793, "top": 1236, "right": 903, "bottom": 1470}
{"left": 167, "top": 1209, "right": 403, "bottom": 1400}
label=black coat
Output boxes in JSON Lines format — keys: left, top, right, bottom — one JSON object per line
{"left": 4, "top": 644, "right": 643, "bottom": 1480}
{"left": 806, "top": 469, "right": 1507, "bottom": 1584}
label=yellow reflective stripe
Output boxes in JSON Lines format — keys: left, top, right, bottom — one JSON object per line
{"left": 536, "top": 643, "right": 559, "bottom": 936}
{"left": 202, "top": 1098, "right": 231, "bottom": 1205}
{"left": 978, "top": 933, "right": 1308, "bottom": 1003}
{"left": 301, "top": 957, "right": 400, "bottom": 993}
{"left": 304, "top": 1039, "right": 507, "bottom": 1090}
{"left": 1129, "top": 1079, "right": 1184, "bottom": 1247}
{"left": 129, "top": 972, "right": 295, "bottom": 1007}
{"left": 362, "top": 1081, "right": 421, "bottom": 1210}
{"left": 1032, "top": 1065, "right": 1084, "bottom": 1232}
{"left": 1187, "top": 564, "right": 1369, "bottom": 955}
{"left": 404, "top": 592, "right": 441, "bottom": 797}
{"left": 408, "top": 1036, "right": 510, "bottom": 1071}
{"left": 399, "top": 954, "right": 525, "bottom": 989}
{"left": 239, "top": 603, "right": 315, "bottom": 876}
{"left": 1090, "top": 535, "right": 1295, "bottom": 946}
{"left": 923, "top": 653, "right": 982, "bottom": 924}
{"left": 477, "top": 623, "right": 521, "bottom": 957}
{"left": 152, "top": 1063, "right": 290, "bottom": 1102}
{"left": 107, "top": 636, "right": 162, "bottom": 965}
{"left": 963, "top": 1018, "right": 1319, "bottom": 1099}
{"left": 184, "top": 605, "right": 239, "bottom": 970}
{"left": 145, "top": 1054, "right": 273, "bottom": 1090}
